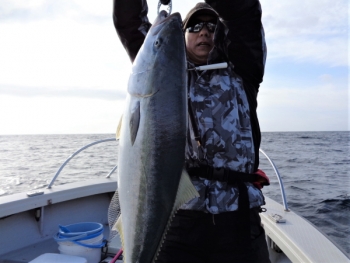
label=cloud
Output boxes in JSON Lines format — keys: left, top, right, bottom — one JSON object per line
{"left": 261, "top": 0, "right": 347, "bottom": 36}
{"left": 0, "top": 84, "right": 126, "bottom": 101}
{"left": 0, "top": 0, "right": 70, "bottom": 21}
{"left": 258, "top": 73, "right": 348, "bottom": 131}
{"left": 267, "top": 36, "right": 347, "bottom": 67}
{"left": 261, "top": 0, "right": 348, "bottom": 67}
{"left": 0, "top": 0, "right": 112, "bottom": 23}
{"left": 0, "top": 14, "right": 130, "bottom": 92}
{"left": 0, "top": 95, "right": 125, "bottom": 134}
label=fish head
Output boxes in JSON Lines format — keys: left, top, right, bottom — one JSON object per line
{"left": 128, "top": 11, "right": 186, "bottom": 97}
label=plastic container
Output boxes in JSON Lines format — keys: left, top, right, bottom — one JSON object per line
{"left": 54, "top": 222, "right": 105, "bottom": 263}
{"left": 58, "top": 222, "right": 103, "bottom": 237}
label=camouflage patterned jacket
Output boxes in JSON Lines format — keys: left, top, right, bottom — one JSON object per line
{"left": 181, "top": 63, "right": 265, "bottom": 213}
{"left": 181, "top": 0, "right": 267, "bottom": 213}
{"left": 113, "top": 0, "right": 267, "bottom": 213}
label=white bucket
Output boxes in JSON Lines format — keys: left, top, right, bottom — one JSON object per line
{"left": 55, "top": 222, "right": 105, "bottom": 263}
{"left": 58, "top": 234, "right": 103, "bottom": 263}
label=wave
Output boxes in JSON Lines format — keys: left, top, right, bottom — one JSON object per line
{"left": 289, "top": 185, "right": 305, "bottom": 191}
{"left": 320, "top": 196, "right": 350, "bottom": 210}
{"left": 29, "top": 146, "right": 40, "bottom": 151}
{"left": 298, "top": 136, "right": 312, "bottom": 139}
{"left": 292, "top": 179, "right": 312, "bottom": 183}
{"left": 286, "top": 158, "right": 298, "bottom": 162}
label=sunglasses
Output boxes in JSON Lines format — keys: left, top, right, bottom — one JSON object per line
{"left": 186, "top": 21, "right": 216, "bottom": 33}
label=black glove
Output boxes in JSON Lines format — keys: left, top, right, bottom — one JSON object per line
{"left": 160, "top": 0, "right": 171, "bottom": 5}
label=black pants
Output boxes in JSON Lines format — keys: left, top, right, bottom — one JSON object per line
{"left": 156, "top": 208, "right": 270, "bottom": 263}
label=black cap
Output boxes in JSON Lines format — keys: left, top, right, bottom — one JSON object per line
{"left": 183, "top": 3, "right": 219, "bottom": 30}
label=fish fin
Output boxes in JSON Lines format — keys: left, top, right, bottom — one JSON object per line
{"left": 153, "top": 169, "right": 199, "bottom": 262}
{"left": 172, "top": 168, "right": 200, "bottom": 211}
{"left": 129, "top": 101, "right": 140, "bottom": 145}
{"left": 113, "top": 215, "right": 125, "bottom": 250}
{"left": 116, "top": 115, "right": 123, "bottom": 139}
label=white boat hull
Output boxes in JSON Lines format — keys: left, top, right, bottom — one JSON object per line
{"left": 0, "top": 178, "right": 348, "bottom": 263}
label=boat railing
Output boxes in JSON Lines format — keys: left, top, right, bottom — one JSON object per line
{"left": 47, "top": 138, "right": 289, "bottom": 211}
{"left": 47, "top": 138, "right": 118, "bottom": 189}
{"left": 259, "top": 149, "right": 289, "bottom": 211}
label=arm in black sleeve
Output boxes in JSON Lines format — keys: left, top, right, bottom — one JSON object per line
{"left": 206, "top": 0, "right": 266, "bottom": 92}
{"left": 206, "top": 0, "right": 266, "bottom": 171}
{"left": 113, "top": 0, "right": 152, "bottom": 62}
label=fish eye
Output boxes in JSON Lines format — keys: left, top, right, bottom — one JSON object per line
{"left": 154, "top": 39, "right": 161, "bottom": 48}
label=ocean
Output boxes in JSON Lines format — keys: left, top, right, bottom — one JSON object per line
{"left": 0, "top": 131, "right": 349, "bottom": 256}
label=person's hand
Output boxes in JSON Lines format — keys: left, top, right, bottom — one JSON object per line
{"left": 253, "top": 169, "right": 270, "bottom": 189}
{"left": 160, "top": 0, "right": 171, "bottom": 5}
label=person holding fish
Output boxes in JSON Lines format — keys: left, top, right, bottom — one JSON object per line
{"left": 113, "top": 0, "right": 270, "bottom": 262}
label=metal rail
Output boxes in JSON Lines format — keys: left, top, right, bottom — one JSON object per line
{"left": 47, "top": 138, "right": 117, "bottom": 189}
{"left": 259, "top": 149, "right": 289, "bottom": 211}
{"left": 47, "top": 139, "right": 289, "bottom": 211}
{"left": 106, "top": 164, "right": 118, "bottom": 179}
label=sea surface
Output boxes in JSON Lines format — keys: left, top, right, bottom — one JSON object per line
{"left": 0, "top": 131, "right": 349, "bottom": 256}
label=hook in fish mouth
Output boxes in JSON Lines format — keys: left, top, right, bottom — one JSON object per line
{"left": 157, "top": 0, "right": 172, "bottom": 15}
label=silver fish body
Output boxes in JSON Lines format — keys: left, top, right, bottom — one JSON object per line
{"left": 116, "top": 11, "right": 192, "bottom": 263}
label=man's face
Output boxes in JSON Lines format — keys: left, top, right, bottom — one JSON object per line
{"left": 185, "top": 15, "right": 216, "bottom": 65}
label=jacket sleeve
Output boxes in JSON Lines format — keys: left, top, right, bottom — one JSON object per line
{"left": 113, "top": 0, "right": 152, "bottom": 62}
{"left": 206, "top": 0, "right": 267, "bottom": 92}
{"left": 206, "top": 0, "right": 265, "bottom": 172}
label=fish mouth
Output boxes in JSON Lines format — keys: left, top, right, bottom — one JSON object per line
{"left": 151, "top": 12, "right": 182, "bottom": 35}
{"left": 153, "top": 11, "right": 181, "bottom": 26}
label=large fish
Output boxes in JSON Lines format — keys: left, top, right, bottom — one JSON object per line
{"left": 114, "top": 11, "right": 199, "bottom": 263}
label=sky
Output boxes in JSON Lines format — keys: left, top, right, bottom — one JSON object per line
{"left": 0, "top": 0, "right": 348, "bottom": 134}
